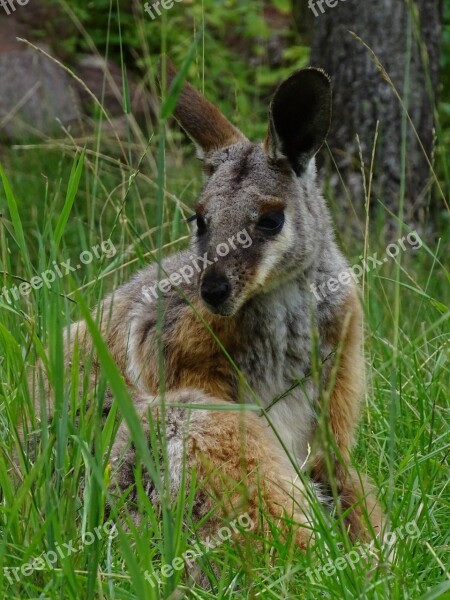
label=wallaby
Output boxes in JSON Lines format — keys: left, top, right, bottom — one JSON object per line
{"left": 25, "top": 62, "right": 382, "bottom": 551}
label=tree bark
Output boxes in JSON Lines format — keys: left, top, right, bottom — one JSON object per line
{"left": 293, "top": 0, "right": 443, "bottom": 229}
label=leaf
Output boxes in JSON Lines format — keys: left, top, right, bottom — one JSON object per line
{"left": 159, "top": 32, "right": 201, "bottom": 120}
{"left": 0, "top": 163, "right": 32, "bottom": 275}
{"left": 420, "top": 581, "right": 450, "bottom": 600}
{"left": 54, "top": 151, "right": 85, "bottom": 248}
{"left": 273, "top": 0, "right": 291, "bottom": 14}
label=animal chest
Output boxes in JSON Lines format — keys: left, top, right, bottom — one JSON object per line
{"left": 235, "top": 291, "right": 326, "bottom": 464}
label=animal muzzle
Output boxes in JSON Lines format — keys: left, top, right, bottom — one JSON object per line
{"left": 200, "top": 272, "right": 232, "bottom": 309}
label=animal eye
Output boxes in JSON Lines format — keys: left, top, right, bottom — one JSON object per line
{"left": 187, "top": 213, "right": 207, "bottom": 235}
{"left": 256, "top": 212, "right": 285, "bottom": 234}
{"left": 196, "top": 215, "right": 207, "bottom": 235}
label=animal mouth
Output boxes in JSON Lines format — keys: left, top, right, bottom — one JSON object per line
{"left": 202, "top": 299, "right": 236, "bottom": 317}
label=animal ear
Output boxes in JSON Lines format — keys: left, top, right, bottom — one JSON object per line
{"left": 160, "top": 59, "right": 247, "bottom": 158}
{"left": 264, "top": 68, "right": 332, "bottom": 175}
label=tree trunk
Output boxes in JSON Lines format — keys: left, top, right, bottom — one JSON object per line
{"left": 293, "top": 0, "right": 443, "bottom": 230}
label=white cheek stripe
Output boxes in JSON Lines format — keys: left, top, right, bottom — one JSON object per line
{"left": 254, "top": 218, "right": 295, "bottom": 287}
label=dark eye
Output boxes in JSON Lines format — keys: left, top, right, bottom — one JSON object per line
{"left": 256, "top": 212, "right": 285, "bottom": 234}
{"left": 196, "top": 215, "right": 207, "bottom": 235}
{"left": 187, "top": 213, "right": 207, "bottom": 235}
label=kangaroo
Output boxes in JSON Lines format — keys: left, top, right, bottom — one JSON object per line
{"left": 25, "top": 62, "right": 382, "bottom": 551}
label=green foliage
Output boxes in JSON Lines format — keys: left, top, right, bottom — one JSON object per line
{"left": 440, "top": 1, "right": 450, "bottom": 99}
{"left": 0, "top": 144, "right": 448, "bottom": 598}
{"left": 439, "top": 1, "right": 450, "bottom": 130}
{"left": 0, "top": 1, "right": 448, "bottom": 598}
{"left": 61, "top": 0, "right": 308, "bottom": 140}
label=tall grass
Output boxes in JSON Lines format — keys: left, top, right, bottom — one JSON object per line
{"left": 0, "top": 1, "right": 449, "bottom": 599}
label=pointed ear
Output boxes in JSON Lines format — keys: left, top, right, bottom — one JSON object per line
{"left": 160, "top": 59, "right": 247, "bottom": 158}
{"left": 264, "top": 68, "right": 332, "bottom": 175}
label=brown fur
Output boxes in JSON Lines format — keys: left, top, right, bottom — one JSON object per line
{"left": 312, "top": 289, "right": 383, "bottom": 539}
{"left": 163, "top": 60, "right": 246, "bottom": 155}
{"left": 21, "top": 64, "right": 384, "bottom": 568}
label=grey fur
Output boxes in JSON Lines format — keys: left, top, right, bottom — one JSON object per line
{"left": 107, "top": 144, "right": 351, "bottom": 473}
{"left": 30, "top": 68, "right": 369, "bottom": 540}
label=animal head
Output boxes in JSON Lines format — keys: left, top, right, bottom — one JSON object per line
{"left": 164, "top": 61, "right": 332, "bottom": 317}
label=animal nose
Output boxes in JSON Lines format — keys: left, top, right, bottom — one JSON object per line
{"left": 201, "top": 275, "right": 231, "bottom": 307}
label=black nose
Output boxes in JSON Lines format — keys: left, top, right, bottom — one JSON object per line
{"left": 201, "top": 275, "right": 231, "bottom": 307}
